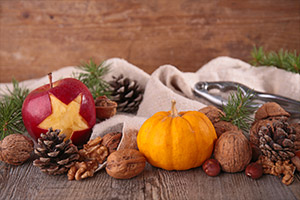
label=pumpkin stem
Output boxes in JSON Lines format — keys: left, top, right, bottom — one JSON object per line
{"left": 171, "top": 100, "right": 179, "bottom": 117}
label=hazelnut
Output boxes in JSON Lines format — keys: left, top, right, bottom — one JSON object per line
{"left": 245, "top": 162, "right": 263, "bottom": 179}
{"left": 0, "top": 134, "right": 34, "bottom": 165}
{"left": 202, "top": 158, "right": 221, "bottom": 176}
{"left": 106, "top": 149, "right": 146, "bottom": 179}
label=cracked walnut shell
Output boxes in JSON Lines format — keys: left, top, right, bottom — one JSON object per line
{"left": 254, "top": 102, "right": 290, "bottom": 121}
{"left": 0, "top": 134, "right": 34, "bottom": 165}
{"left": 106, "top": 149, "right": 146, "bottom": 179}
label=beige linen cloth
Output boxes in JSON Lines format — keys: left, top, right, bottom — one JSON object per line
{"left": 1, "top": 56, "right": 299, "bottom": 142}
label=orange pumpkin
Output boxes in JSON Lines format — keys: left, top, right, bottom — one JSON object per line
{"left": 137, "top": 100, "right": 217, "bottom": 170}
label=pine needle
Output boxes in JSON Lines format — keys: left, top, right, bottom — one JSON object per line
{"left": 0, "top": 79, "right": 29, "bottom": 140}
{"left": 220, "top": 87, "right": 257, "bottom": 133}
{"left": 74, "top": 59, "right": 111, "bottom": 100}
{"left": 250, "top": 46, "right": 300, "bottom": 74}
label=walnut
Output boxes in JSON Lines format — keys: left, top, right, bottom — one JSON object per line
{"left": 199, "top": 106, "right": 225, "bottom": 124}
{"left": 214, "top": 131, "right": 252, "bottom": 173}
{"left": 106, "top": 149, "right": 146, "bottom": 179}
{"left": 257, "top": 155, "right": 296, "bottom": 185}
{"left": 213, "top": 121, "right": 239, "bottom": 138}
{"left": 0, "top": 134, "right": 34, "bottom": 165}
{"left": 79, "top": 136, "right": 109, "bottom": 164}
{"left": 254, "top": 102, "right": 290, "bottom": 121}
{"left": 102, "top": 132, "right": 122, "bottom": 154}
{"left": 67, "top": 160, "right": 98, "bottom": 181}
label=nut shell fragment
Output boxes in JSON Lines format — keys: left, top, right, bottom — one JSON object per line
{"left": 254, "top": 102, "right": 290, "bottom": 121}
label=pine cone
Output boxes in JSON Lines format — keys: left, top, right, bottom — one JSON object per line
{"left": 109, "top": 74, "right": 144, "bottom": 113}
{"left": 33, "top": 128, "right": 80, "bottom": 175}
{"left": 254, "top": 120, "right": 296, "bottom": 162}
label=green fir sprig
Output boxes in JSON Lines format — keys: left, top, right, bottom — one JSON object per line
{"left": 250, "top": 46, "right": 300, "bottom": 74}
{"left": 220, "top": 87, "right": 257, "bottom": 133}
{"left": 74, "top": 59, "right": 111, "bottom": 100}
{"left": 0, "top": 79, "right": 29, "bottom": 140}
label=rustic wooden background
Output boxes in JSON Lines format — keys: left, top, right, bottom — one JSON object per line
{"left": 0, "top": 0, "right": 300, "bottom": 83}
{"left": 1, "top": 157, "right": 299, "bottom": 200}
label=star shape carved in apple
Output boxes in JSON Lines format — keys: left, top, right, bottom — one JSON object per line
{"left": 38, "top": 93, "right": 89, "bottom": 140}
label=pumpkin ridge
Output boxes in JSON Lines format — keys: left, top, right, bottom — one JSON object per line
{"left": 180, "top": 116, "right": 199, "bottom": 168}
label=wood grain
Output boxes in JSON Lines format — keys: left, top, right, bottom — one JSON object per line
{"left": 0, "top": 159, "right": 299, "bottom": 200}
{"left": 0, "top": 0, "right": 299, "bottom": 82}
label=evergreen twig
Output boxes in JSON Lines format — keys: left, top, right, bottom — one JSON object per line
{"left": 220, "top": 87, "right": 257, "bottom": 133}
{"left": 0, "top": 79, "right": 29, "bottom": 140}
{"left": 74, "top": 59, "right": 111, "bottom": 100}
{"left": 250, "top": 46, "right": 300, "bottom": 74}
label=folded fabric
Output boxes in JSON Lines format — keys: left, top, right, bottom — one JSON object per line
{"left": 1, "top": 56, "right": 299, "bottom": 141}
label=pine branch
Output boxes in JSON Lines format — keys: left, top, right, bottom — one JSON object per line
{"left": 74, "top": 59, "right": 112, "bottom": 100}
{"left": 220, "top": 87, "right": 257, "bottom": 133}
{"left": 0, "top": 79, "right": 29, "bottom": 140}
{"left": 250, "top": 46, "right": 300, "bottom": 74}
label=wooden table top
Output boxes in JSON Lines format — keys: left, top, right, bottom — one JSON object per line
{"left": 1, "top": 157, "right": 299, "bottom": 200}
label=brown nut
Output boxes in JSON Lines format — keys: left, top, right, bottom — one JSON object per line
{"left": 106, "top": 149, "right": 146, "bottom": 179}
{"left": 102, "top": 132, "right": 122, "bottom": 154}
{"left": 79, "top": 136, "right": 109, "bottom": 164}
{"left": 245, "top": 162, "right": 263, "bottom": 179}
{"left": 68, "top": 160, "right": 98, "bottom": 181}
{"left": 214, "top": 131, "right": 252, "bottom": 173}
{"left": 95, "top": 96, "right": 117, "bottom": 120}
{"left": 202, "top": 158, "right": 221, "bottom": 177}
{"left": 0, "top": 134, "right": 34, "bottom": 165}
{"left": 254, "top": 102, "right": 290, "bottom": 121}
{"left": 214, "top": 121, "right": 239, "bottom": 138}
{"left": 199, "top": 106, "right": 225, "bottom": 124}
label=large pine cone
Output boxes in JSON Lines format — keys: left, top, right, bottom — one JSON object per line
{"left": 251, "top": 120, "right": 296, "bottom": 162}
{"left": 33, "top": 128, "right": 80, "bottom": 175}
{"left": 109, "top": 74, "right": 144, "bottom": 113}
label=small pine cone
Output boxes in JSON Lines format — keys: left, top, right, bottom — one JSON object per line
{"left": 255, "top": 120, "right": 296, "bottom": 162}
{"left": 33, "top": 128, "right": 80, "bottom": 175}
{"left": 109, "top": 74, "right": 144, "bottom": 113}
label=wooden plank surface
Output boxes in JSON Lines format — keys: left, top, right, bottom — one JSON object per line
{"left": 0, "top": 0, "right": 300, "bottom": 82}
{"left": 0, "top": 157, "right": 299, "bottom": 200}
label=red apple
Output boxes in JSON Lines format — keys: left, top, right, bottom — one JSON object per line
{"left": 22, "top": 74, "right": 96, "bottom": 146}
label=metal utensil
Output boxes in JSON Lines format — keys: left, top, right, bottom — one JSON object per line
{"left": 193, "top": 81, "right": 300, "bottom": 118}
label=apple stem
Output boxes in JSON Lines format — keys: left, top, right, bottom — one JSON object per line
{"left": 48, "top": 72, "right": 53, "bottom": 88}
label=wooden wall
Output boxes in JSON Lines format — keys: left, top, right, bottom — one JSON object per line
{"left": 0, "top": 0, "right": 299, "bottom": 83}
